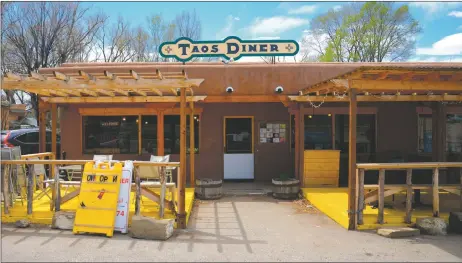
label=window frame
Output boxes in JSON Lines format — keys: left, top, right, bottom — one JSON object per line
{"left": 79, "top": 108, "right": 202, "bottom": 156}
{"left": 416, "top": 106, "right": 462, "bottom": 154}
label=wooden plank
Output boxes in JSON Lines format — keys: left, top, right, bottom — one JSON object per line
{"left": 140, "top": 188, "right": 174, "bottom": 212}
{"left": 53, "top": 71, "right": 69, "bottom": 81}
{"left": 299, "top": 104, "right": 305, "bottom": 187}
{"left": 159, "top": 167, "right": 166, "bottom": 218}
{"left": 78, "top": 70, "right": 96, "bottom": 82}
{"left": 377, "top": 169, "right": 385, "bottom": 224}
{"left": 304, "top": 177, "right": 339, "bottom": 186}
{"left": 304, "top": 163, "right": 340, "bottom": 171}
{"left": 365, "top": 187, "right": 406, "bottom": 204}
{"left": 135, "top": 167, "right": 141, "bottom": 216}
{"left": 190, "top": 101, "right": 195, "bottom": 187}
{"left": 289, "top": 95, "right": 462, "bottom": 103}
{"left": 303, "top": 171, "right": 339, "bottom": 178}
{"left": 42, "top": 96, "right": 207, "bottom": 104}
{"left": 2, "top": 165, "right": 10, "bottom": 214}
{"left": 138, "top": 115, "right": 142, "bottom": 155}
{"left": 51, "top": 104, "right": 57, "bottom": 156}
{"left": 357, "top": 162, "right": 462, "bottom": 170}
{"left": 156, "top": 69, "right": 163, "bottom": 80}
{"left": 304, "top": 150, "right": 340, "bottom": 159}
{"left": 157, "top": 111, "right": 165, "bottom": 156}
{"left": 27, "top": 165, "right": 34, "bottom": 215}
{"left": 177, "top": 87, "right": 187, "bottom": 229}
{"left": 357, "top": 169, "right": 365, "bottom": 225}
{"left": 433, "top": 168, "right": 439, "bottom": 217}
{"left": 60, "top": 189, "right": 80, "bottom": 204}
{"left": 53, "top": 165, "right": 61, "bottom": 211}
{"left": 405, "top": 169, "right": 413, "bottom": 224}
{"left": 30, "top": 72, "right": 47, "bottom": 81}
{"left": 294, "top": 112, "right": 300, "bottom": 180}
{"left": 6, "top": 72, "right": 22, "bottom": 81}
{"left": 39, "top": 111, "right": 46, "bottom": 153}
{"left": 348, "top": 87, "right": 357, "bottom": 230}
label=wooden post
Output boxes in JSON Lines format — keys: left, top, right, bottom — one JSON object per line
{"left": 27, "top": 165, "right": 34, "bottom": 215}
{"left": 2, "top": 165, "right": 10, "bottom": 214}
{"left": 377, "top": 169, "right": 385, "bottom": 224}
{"left": 138, "top": 114, "right": 142, "bottom": 155}
{"left": 157, "top": 111, "right": 165, "bottom": 156}
{"left": 51, "top": 104, "right": 57, "bottom": 157}
{"left": 298, "top": 104, "right": 305, "bottom": 187}
{"left": 53, "top": 165, "right": 60, "bottom": 211}
{"left": 159, "top": 166, "right": 166, "bottom": 219}
{"left": 405, "top": 168, "right": 413, "bottom": 224}
{"left": 177, "top": 87, "right": 187, "bottom": 229}
{"left": 357, "top": 168, "right": 365, "bottom": 225}
{"left": 348, "top": 87, "right": 358, "bottom": 230}
{"left": 39, "top": 111, "right": 46, "bottom": 153}
{"left": 189, "top": 101, "right": 195, "bottom": 187}
{"left": 432, "top": 103, "right": 447, "bottom": 183}
{"left": 460, "top": 168, "right": 462, "bottom": 212}
{"left": 135, "top": 167, "right": 141, "bottom": 216}
{"left": 432, "top": 167, "right": 439, "bottom": 217}
{"left": 294, "top": 112, "right": 300, "bottom": 180}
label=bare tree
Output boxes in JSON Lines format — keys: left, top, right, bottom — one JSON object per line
{"left": 132, "top": 26, "right": 150, "bottom": 62}
{"left": 146, "top": 14, "right": 177, "bottom": 62}
{"left": 94, "top": 16, "right": 136, "bottom": 62}
{"left": 1, "top": 2, "right": 105, "bottom": 117}
{"left": 174, "top": 10, "right": 201, "bottom": 40}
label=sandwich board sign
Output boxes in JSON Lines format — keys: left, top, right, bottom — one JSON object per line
{"left": 159, "top": 36, "right": 299, "bottom": 62}
{"left": 73, "top": 162, "right": 123, "bottom": 237}
{"left": 114, "top": 161, "right": 133, "bottom": 234}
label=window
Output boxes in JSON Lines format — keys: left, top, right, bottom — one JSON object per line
{"left": 418, "top": 114, "right": 462, "bottom": 153}
{"left": 83, "top": 116, "right": 138, "bottom": 154}
{"left": 141, "top": 116, "right": 157, "bottom": 154}
{"left": 16, "top": 132, "right": 39, "bottom": 143}
{"left": 335, "top": 114, "right": 376, "bottom": 154}
{"left": 164, "top": 115, "right": 200, "bottom": 154}
{"left": 304, "top": 115, "right": 332, "bottom": 150}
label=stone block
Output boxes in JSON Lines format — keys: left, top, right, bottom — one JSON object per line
{"left": 129, "top": 216, "right": 174, "bottom": 241}
{"left": 416, "top": 217, "right": 448, "bottom": 236}
{"left": 448, "top": 212, "right": 462, "bottom": 234}
{"left": 195, "top": 179, "right": 222, "bottom": 200}
{"left": 377, "top": 227, "right": 420, "bottom": 238}
{"left": 15, "top": 219, "right": 30, "bottom": 228}
{"left": 51, "top": 211, "right": 76, "bottom": 230}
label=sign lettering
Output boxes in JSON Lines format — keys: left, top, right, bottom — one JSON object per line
{"left": 159, "top": 36, "right": 299, "bottom": 62}
{"left": 112, "top": 176, "right": 118, "bottom": 183}
{"left": 121, "top": 178, "right": 129, "bottom": 184}
{"left": 100, "top": 175, "right": 108, "bottom": 182}
{"left": 86, "top": 174, "right": 95, "bottom": 182}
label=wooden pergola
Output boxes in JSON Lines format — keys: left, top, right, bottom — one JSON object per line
{"left": 290, "top": 66, "right": 462, "bottom": 230}
{"left": 1, "top": 69, "right": 206, "bottom": 228}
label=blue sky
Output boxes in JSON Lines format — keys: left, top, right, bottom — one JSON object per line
{"left": 82, "top": 1, "right": 462, "bottom": 62}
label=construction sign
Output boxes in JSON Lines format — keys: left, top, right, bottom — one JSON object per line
{"left": 73, "top": 161, "right": 123, "bottom": 237}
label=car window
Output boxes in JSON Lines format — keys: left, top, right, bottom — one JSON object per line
{"left": 46, "top": 132, "right": 61, "bottom": 142}
{"left": 16, "top": 132, "right": 39, "bottom": 143}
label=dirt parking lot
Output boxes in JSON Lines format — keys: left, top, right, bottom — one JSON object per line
{"left": 2, "top": 196, "right": 462, "bottom": 262}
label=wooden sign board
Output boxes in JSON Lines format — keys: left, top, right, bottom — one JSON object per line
{"left": 73, "top": 162, "right": 123, "bottom": 237}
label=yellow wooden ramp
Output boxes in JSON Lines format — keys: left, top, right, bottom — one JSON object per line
{"left": 73, "top": 162, "right": 123, "bottom": 237}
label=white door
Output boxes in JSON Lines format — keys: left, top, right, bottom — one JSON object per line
{"left": 224, "top": 117, "right": 254, "bottom": 180}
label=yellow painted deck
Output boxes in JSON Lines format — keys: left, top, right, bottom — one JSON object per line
{"left": 302, "top": 188, "right": 454, "bottom": 230}
{"left": 2, "top": 187, "right": 195, "bottom": 228}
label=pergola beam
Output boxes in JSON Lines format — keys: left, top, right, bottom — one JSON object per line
{"left": 30, "top": 72, "right": 47, "bottom": 81}
{"left": 289, "top": 94, "right": 462, "bottom": 102}
{"left": 41, "top": 96, "right": 207, "bottom": 104}
{"left": 53, "top": 71, "right": 70, "bottom": 82}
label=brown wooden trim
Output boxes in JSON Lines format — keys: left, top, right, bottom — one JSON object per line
{"left": 157, "top": 111, "right": 165, "bottom": 156}
{"left": 78, "top": 107, "right": 203, "bottom": 116}
{"left": 348, "top": 87, "right": 358, "bottom": 230}
{"left": 189, "top": 101, "right": 195, "bottom": 187}
{"left": 298, "top": 104, "right": 305, "bottom": 186}
{"left": 204, "top": 95, "right": 289, "bottom": 103}
{"left": 51, "top": 104, "right": 57, "bottom": 157}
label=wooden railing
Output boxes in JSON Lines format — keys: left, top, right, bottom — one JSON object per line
{"left": 1, "top": 158, "right": 181, "bottom": 219}
{"left": 356, "top": 162, "right": 462, "bottom": 227}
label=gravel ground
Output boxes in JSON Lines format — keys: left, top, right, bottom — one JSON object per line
{"left": 2, "top": 195, "right": 462, "bottom": 262}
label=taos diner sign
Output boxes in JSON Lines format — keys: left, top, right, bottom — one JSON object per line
{"left": 159, "top": 36, "right": 299, "bottom": 62}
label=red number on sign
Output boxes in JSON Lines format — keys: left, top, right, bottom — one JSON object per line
{"left": 116, "top": 210, "right": 125, "bottom": 216}
{"left": 121, "top": 178, "right": 129, "bottom": 184}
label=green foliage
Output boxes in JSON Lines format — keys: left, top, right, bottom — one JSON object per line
{"left": 307, "top": 2, "right": 421, "bottom": 62}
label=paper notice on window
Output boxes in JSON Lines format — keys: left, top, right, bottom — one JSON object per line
{"left": 280, "top": 124, "right": 286, "bottom": 129}
{"left": 273, "top": 138, "right": 280, "bottom": 143}
{"left": 260, "top": 138, "right": 267, "bottom": 143}
{"left": 266, "top": 132, "right": 272, "bottom": 138}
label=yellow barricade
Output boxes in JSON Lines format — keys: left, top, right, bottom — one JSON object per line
{"left": 73, "top": 161, "right": 123, "bottom": 237}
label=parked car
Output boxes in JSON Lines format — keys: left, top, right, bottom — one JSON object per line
{"left": 1, "top": 128, "right": 61, "bottom": 158}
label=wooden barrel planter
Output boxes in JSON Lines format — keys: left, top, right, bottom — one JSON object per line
{"left": 195, "top": 178, "right": 223, "bottom": 200}
{"left": 272, "top": 178, "right": 300, "bottom": 200}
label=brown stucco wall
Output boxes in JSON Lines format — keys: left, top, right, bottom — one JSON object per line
{"left": 60, "top": 102, "right": 294, "bottom": 183}
{"left": 60, "top": 101, "right": 461, "bottom": 184}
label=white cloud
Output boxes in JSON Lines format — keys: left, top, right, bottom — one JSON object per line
{"left": 416, "top": 33, "right": 462, "bottom": 55}
{"left": 448, "top": 11, "right": 462, "bottom": 18}
{"left": 333, "top": 5, "right": 342, "bottom": 12}
{"left": 255, "top": 36, "right": 281, "bottom": 40}
{"left": 410, "top": 2, "right": 462, "bottom": 15}
{"left": 288, "top": 5, "right": 317, "bottom": 15}
{"left": 408, "top": 55, "right": 462, "bottom": 62}
{"left": 216, "top": 15, "right": 239, "bottom": 40}
{"left": 244, "top": 16, "right": 309, "bottom": 37}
